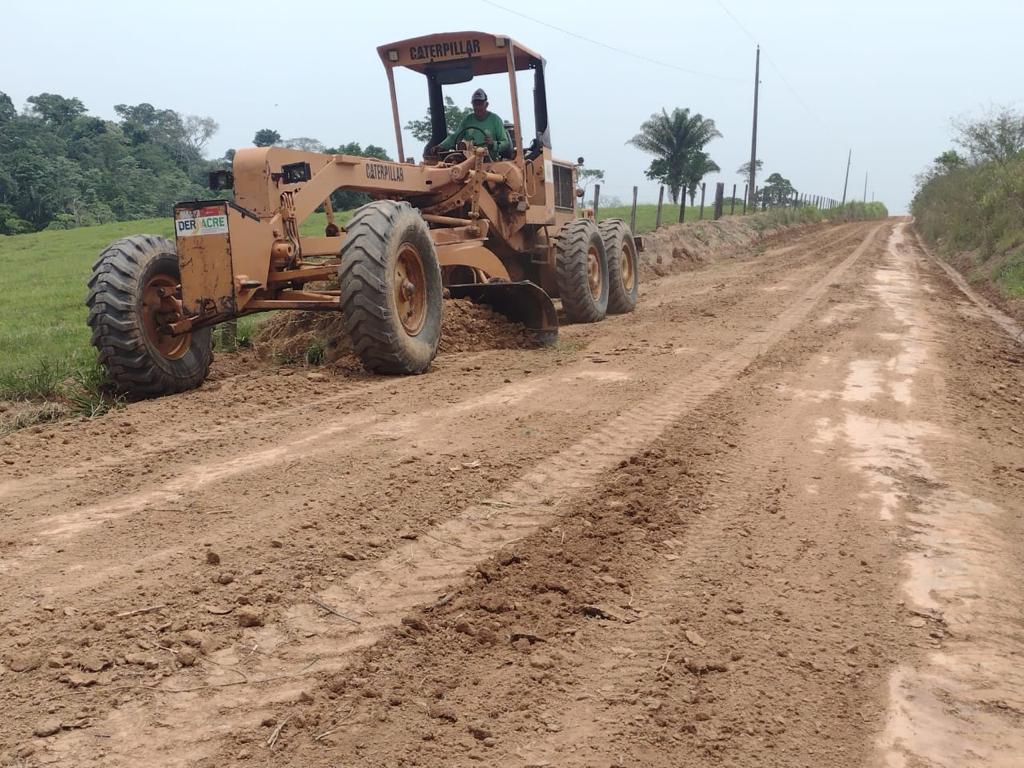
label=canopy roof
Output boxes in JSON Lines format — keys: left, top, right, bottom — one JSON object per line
{"left": 377, "top": 31, "right": 544, "bottom": 76}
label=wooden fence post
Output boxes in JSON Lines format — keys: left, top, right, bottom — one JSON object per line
{"left": 655, "top": 185, "right": 664, "bottom": 229}
{"left": 742, "top": 184, "right": 748, "bottom": 214}
{"left": 730, "top": 183, "right": 737, "bottom": 215}
{"left": 713, "top": 182, "right": 724, "bottom": 220}
{"left": 593, "top": 184, "right": 600, "bottom": 221}
{"left": 630, "top": 186, "right": 638, "bottom": 234}
{"left": 699, "top": 182, "right": 706, "bottom": 220}
{"left": 677, "top": 192, "right": 686, "bottom": 223}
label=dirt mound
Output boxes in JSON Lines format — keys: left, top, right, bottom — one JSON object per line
{"left": 252, "top": 298, "right": 531, "bottom": 366}
{"left": 641, "top": 217, "right": 808, "bottom": 279}
{"left": 438, "top": 298, "right": 532, "bottom": 353}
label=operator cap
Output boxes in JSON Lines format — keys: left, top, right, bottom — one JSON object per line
{"left": 471, "top": 88, "right": 488, "bottom": 102}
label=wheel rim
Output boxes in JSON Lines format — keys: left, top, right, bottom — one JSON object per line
{"left": 141, "top": 275, "right": 190, "bottom": 360}
{"left": 587, "top": 245, "right": 603, "bottom": 299}
{"left": 394, "top": 242, "right": 428, "bottom": 336}
{"left": 620, "top": 240, "right": 636, "bottom": 293}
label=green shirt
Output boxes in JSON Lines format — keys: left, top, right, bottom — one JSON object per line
{"left": 438, "top": 111, "right": 510, "bottom": 160}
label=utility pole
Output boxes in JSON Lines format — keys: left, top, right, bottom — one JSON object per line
{"left": 841, "top": 149, "right": 851, "bottom": 205}
{"left": 748, "top": 45, "right": 760, "bottom": 208}
{"left": 863, "top": 171, "right": 868, "bottom": 203}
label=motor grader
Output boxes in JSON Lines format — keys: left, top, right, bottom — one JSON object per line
{"left": 87, "top": 32, "right": 640, "bottom": 397}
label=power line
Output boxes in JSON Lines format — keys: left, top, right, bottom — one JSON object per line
{"left": 714, "top": 0, "right": 826, "bottom": 127}
{"left": 482, "top": 0, "right": 744, "bottom": 83}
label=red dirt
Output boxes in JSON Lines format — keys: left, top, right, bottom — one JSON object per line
{"left": 1, "top": 220, "right": 1022, "bottom": 768}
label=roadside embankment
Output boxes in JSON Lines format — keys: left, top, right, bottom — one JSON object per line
{"left": 640, "top": 202, "right": 888, "bottom": 277}
{"left": 912, "top": 156, "right": 1024, "bottom": 321}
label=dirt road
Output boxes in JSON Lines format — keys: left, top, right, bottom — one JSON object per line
{"left": 2, "top": 220, "right": 1022, "bottom": 767}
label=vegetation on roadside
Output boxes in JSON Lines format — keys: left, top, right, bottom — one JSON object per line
{"left": 596, "top": 200, "right": 887, "bottom": 234}
{"left": 912, "top": 107, "right": 1024, "bottom": 305}
{"left": 748, "top": 201, "right": 888, "bottom": 230}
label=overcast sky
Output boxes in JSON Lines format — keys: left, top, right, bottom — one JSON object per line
{"left": 4, "top": 0, "right": 1022, "bottom": 213}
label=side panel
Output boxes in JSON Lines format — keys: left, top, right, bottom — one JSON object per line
{"left": 524, "top": 148, "right": 555, "bottom": 225}
{"left": 175, "top": 202, "right": 235, "bottom": 317}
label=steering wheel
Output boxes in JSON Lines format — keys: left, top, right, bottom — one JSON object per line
{"left": 451, "top": 125, "right": 489, "bottom": 149}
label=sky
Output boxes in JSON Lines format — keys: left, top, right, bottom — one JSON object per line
{"left": 3, "top": 0, "right": 1022, "bottom": 214}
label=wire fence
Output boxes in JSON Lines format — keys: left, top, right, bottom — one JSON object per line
{"left": 589, "top": 181, "right": 847, "bottom": 233}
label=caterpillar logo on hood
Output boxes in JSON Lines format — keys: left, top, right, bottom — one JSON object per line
{"left": 410, "top": 38, "right": 481, "bottom": 61}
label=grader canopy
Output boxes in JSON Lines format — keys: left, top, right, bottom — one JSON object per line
{"left": 376, "top": 32, "right": 550, "bottom": 166}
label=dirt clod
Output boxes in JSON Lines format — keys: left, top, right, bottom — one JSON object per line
{"left": 32, "top": 719, "right": 61, "bottom": 738}
{"left": 7, "top": 653, "right": 41, "bottom": 673}
{"left": 236, "top": 608, "right": 264, "bottom": 627}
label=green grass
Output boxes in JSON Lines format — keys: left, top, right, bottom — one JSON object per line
{"left": 993, "top": 248, "right": 1024, "bottom": 298}
{"left": 0, "top": 218, "right": 172, "bottom": 400}
{"left": 594, "top": 200, "right": 887, "bottom": 234}
{"left": 595, "top": 202, "right": 748, "bottom": 233}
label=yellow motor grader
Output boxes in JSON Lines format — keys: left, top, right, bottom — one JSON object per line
{"left": 87, "top": 32, "right": 640, "bottom": 397}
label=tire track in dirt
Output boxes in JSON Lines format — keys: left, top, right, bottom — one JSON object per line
{"left": 0, "top": 222, "right": 858, "bottom": 505}
{"left": 0, "top": 224, "right": 860, "bottom": 503}
{"left": 270, "top": 232, "right": 904, "bottom": 768}
{"left": 42, "top": 223, "right": 888, "bottom": 767}
{"left": 506, "top": 237, "right": 900, "bottom": 767}
{"left": 283, "top": 223, "right": 884, "bottom": 654}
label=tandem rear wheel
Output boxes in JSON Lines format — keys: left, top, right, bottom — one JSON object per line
{"left": 554, "top": 218, "right": 609, "bottom": 323}
{"left": 598, "top": 219, "right": 639, "bottom": 314}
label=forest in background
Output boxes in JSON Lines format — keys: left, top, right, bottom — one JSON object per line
{"left": 0, "top": 91, "right": 392, "bottom": 235}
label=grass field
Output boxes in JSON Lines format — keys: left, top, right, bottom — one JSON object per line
{"left": 596, "top": 201, "right": 748, "bottom": 233}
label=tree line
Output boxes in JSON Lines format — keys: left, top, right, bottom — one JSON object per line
{"left": 0, "top": 91, "right": 400, "bottom": 235}
{"left": 0, "top": 87, "right": 806, "bottom": 235}
{"left": 0, "top": 92, "right": 222, "bottom": 234}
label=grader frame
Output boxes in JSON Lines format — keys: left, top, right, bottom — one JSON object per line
{"left": 172, "top": 33, "right": 571, "bottom": 337}
{"left": 87, "top": 32, "right": 640, "bottom": 397}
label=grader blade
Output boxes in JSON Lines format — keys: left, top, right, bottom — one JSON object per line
{"left": 447, "top": 281, "right": 559, "bottom": 346}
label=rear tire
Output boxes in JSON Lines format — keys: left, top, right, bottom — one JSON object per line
{"left": 555, "top": 219, "right": 608, "bottom": 323}
{"left": 86, "top": 235, "right": 212, "bottom": 398}
{"left": 340, "top": 200, "right": 442, "bottom": 374}
{"left": 599, "top": 219, "right": 639, "bottom": 314}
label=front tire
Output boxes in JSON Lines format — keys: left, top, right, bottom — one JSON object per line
{"left": 555, "top": 219, "right": 608, "bottom": 323}
{"left": 339, "top": 201, "right": 442, "bottom": 374}
{"left": 599, "top": 219, "right": 639, "bottom": 314}
{"left": 86, "top": 235, "right": 212, "bottom": 398}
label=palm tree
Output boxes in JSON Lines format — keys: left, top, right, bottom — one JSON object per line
{"left": 736, "top": 159, "right": 763, "bottom": 178}
{"left": 628, "top": 108, "right": 722, "bottom": 204}
{"left": 685, "top": 152, "right": 721, "bottom": 205}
